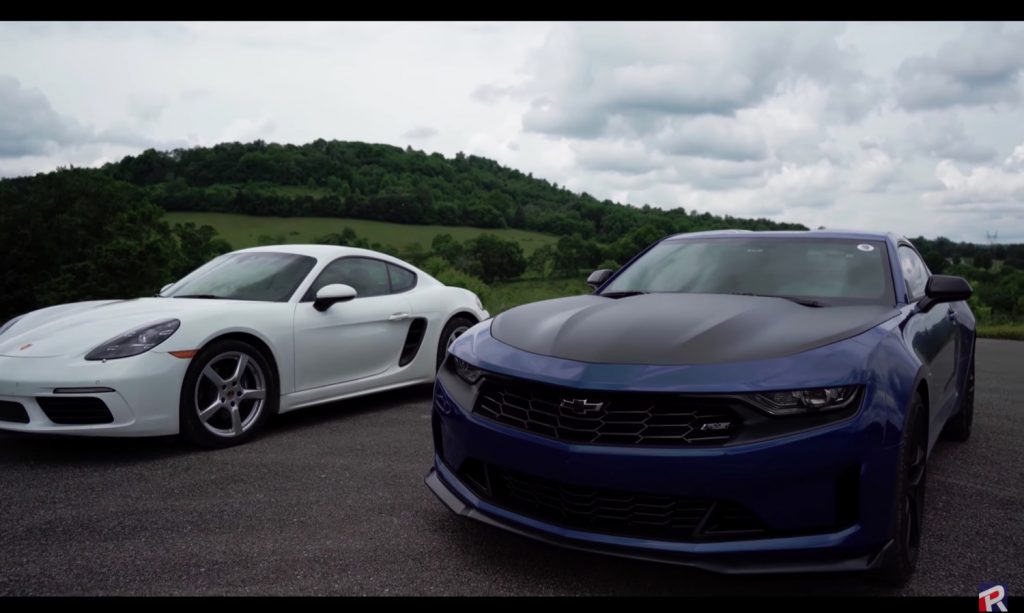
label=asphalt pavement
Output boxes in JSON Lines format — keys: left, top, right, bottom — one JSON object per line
{"left": 0, "top": 339, "right": 1020, "bottom": 596}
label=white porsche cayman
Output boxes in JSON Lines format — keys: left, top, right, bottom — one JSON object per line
{"left": 0, "top": 245, "right": 489, "bottom": 447}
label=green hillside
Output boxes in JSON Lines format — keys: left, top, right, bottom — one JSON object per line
{"left": 164, "top": 212, "right": 557, "bottom": 254}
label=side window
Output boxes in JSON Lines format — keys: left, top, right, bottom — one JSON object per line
{"left": 898, "top": 246, "right": 930, "bottom": 300}
{"left": 303, "top": 258, "right": 391, "bottom": 300}
{"left": 388, "top": 264, "right": 417, "bottom": 293}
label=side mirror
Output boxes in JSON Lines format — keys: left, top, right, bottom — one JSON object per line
{"left": 313, "top": 284, "right": 357, "bottom": 312}
{"left": 917, "top": 275, "right": 972, "bottom": 313}
{"left": 586, "top": 269, "right": 614, "bottom": 290}
{"left": 159, "top": 283, "right": 173, "bottom": 295}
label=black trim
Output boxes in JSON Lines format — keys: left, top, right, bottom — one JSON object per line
{"left": 53, "top": 387, "right": 116, "bottom": 394}
{"left": 425, "top": 466, "right": 887, "bottom": 575}
{"left": 36, "top": 397, "right": 114, "bottom": 425}
{"left": 300, "top": 255, "right": 418, "bottom": 302}
{"left": 470, "top": 371, "right": 863, "bottom": 447}
{"left": 835, "top": 465, "right": 861, "bottom": 528}
{"left": 458, "top": 459, "right": 770, "bottom": 542}
{"left": 0, "top": 400, "right": 30, "bottom": 424}
{"left": 398, "top": 318, "right": 428, "bottom": 367}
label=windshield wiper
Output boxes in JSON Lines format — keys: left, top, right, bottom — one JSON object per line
{"left": 173, "top": 294, "right": 227, "bottom": 300}
{"left": 729, "top": 293, "right": 828, "bottom": 308}
{"left": 600, "top": 291, "right": 648, "bottom": 299}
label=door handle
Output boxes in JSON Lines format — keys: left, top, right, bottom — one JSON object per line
{"left": 388, "top": 312, "right": 410, "bottom": 322}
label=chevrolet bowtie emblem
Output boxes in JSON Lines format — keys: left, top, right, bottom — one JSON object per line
{"left": 559, "top": 398, "right": 604, "bottom": 415}
{"left": 19, "top": 343, "right": 32, "bottom": 351}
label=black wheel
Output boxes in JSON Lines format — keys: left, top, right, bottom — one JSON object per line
{"left": 942, "top": 352, "right": 975, "bottom": 442}
{"left": 436, "top": 316, "right": 475, "bottom": 371}
{"left": 179, "top": 339, "right": 277, "bottom": 448}
{"left": 870, "top": 393, "right": 927, "bottom": 585}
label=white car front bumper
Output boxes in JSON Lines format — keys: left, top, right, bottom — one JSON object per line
{"left": 0, "top": 351, "right": 191, "bottom": 437}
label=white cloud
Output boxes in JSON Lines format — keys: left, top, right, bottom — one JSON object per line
{"left": 0, "top": 21, "right": 1023, "bottom": 242}
{"left": 925, "top": 148, "right": 1024, "bottom": 211}
{"left": 402, "top": 126, "right": 438, "bottom": 140}
{"left": 656, "top": 115, "right": 768, "bottom": 162}
{"left": 895, "top": 22, "right": 1024, "bottom": 110}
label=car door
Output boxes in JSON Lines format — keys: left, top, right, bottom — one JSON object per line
{"left": 899, "top": 245, "right": 959, "bottom": 426}
{"left": 293, "top": 257, "right": 412, "bottom": 392}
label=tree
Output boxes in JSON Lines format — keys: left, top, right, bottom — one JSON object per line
{"left": 464, "top": 234, "right": 526, "bottom": 283}
{"left": 0, "top": 169, "right": 184, "bottom": 320}
{"left": 528, "top": 244, "right": 557, "bottom": 278}
{"left": 431, "top": 233, "right": 464, "bottom": 265}
{"left": 923, "top": 250, "right": 947, "bottom": 274}
{"left": 315, "top": 227, "right": 369, "bottom": 248}
{"left": 171, "top": 222, "right": 232, "bottom": 279}
{"left": 400, "top": 242, "right": 429, "bottom": 266}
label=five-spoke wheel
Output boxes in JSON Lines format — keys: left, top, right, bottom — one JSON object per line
{"left": 180, "top": 339, "right": 277, "bottom": 448}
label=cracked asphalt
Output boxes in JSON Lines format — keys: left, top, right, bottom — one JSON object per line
{"left": 0, "top": 338, "right": 1020, "bottom": 596}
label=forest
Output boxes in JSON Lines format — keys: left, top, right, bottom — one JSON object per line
{"left": 0, "top": 140, "right": 1020, "bottom": 337}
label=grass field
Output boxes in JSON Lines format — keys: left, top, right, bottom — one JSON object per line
{"left": 488, "top": 277, "right": 592, "bottom": 314}
{"left": 164, "top": 212, "right": 557, "bottom": 255}
{"left": 978, "top": 324, "right": 1024, "bottom": 341}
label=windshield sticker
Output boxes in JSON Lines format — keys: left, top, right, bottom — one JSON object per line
{"left": 857, "top": 244, "right": 874, "bottom": 252}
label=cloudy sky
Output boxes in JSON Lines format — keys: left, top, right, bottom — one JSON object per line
{"left": 2, "top": 21, "right": 1023, "bottom": 242}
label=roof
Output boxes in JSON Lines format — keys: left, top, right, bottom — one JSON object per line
{"left": 665, "top": 229, "right": 903, "bottom": 242}
{"left": 233, "top": 244, "right": 443, "bottom": 286}
{"left": 236, "top": 244, "right": 393, "bottom": 260}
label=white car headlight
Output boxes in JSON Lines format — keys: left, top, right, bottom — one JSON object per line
{"left": 85, "top": 319, "right": 181, "bottom": 361}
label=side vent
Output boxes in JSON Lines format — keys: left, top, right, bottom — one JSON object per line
{"left": 398, "top": 318, "right": 428, "bottom": 367}
{"left": 834, "top": 465, "right": 861, "bottom": 529}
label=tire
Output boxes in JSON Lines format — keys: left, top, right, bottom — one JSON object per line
{"left": 179, "top": 339, "right": 277, "bottom": 448}
{"left": 869, "top": 393, "right": 928, "bottom": 585}
{"left": 436, "top": 316, "right": 476, "bottom": 371}
{"left": 942, "top": 351, "right": 975, "bottom": 442}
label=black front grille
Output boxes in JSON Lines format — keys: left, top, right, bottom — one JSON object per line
{"left": 36, "top": 397, "right": 114, "bottom": 425}
{"left": 474, "top": 376, "right": 742, "bottom": 446}
{"left": 0, "top": 400, "right": 30, "bottom": 423}
{"left": 460, "top": 460, "right": 768, "bottom": 541}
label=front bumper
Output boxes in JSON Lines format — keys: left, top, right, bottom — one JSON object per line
{"left": 426, "top": 463, "right": 892, "bottom": 574}
{"left": 429, "top": 353, "right": 904, "bottom": 573}
{"left": 0, "top": 352, "right": 190, "bottom": 436}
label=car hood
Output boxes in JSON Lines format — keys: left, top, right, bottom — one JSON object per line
{"left": 0, "top": 298, "right": 256, "bottom": 358}
{"left": 489, "top": 293, "right": 900, "bottom": 365}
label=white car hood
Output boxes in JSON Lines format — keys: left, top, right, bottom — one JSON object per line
{"left": 0, "top": 298, "right": 251, "bottom": 358}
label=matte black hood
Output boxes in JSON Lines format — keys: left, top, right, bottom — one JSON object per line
{"left": 489, "top": 293, "right": 899, "bottom": 365}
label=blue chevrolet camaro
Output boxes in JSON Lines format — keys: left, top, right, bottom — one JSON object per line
{"left": 426, "top": 230, "right": 977, "bottom": 584}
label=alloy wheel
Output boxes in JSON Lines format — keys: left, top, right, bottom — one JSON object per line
{"left": 193, "top": 351, "right": 267, "bottom": 438}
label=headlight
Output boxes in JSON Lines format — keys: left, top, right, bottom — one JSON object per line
{"left": 85, "top": 319, "right": 181, "bottom": 361}
{"left": 750, "top": 386, "right": 859, "bottom": 416}
{"left": 453, "top": 356, "right": 483, "bottom": 385}
{"left": 0, "top": 314, "right": 25, "bottom": 338}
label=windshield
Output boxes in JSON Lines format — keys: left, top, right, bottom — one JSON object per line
{"left": 164, "top": 252, "right": 317, "bottom": 302}
{"left": 600, "top": 237, "right": 895, "bottom": 306}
